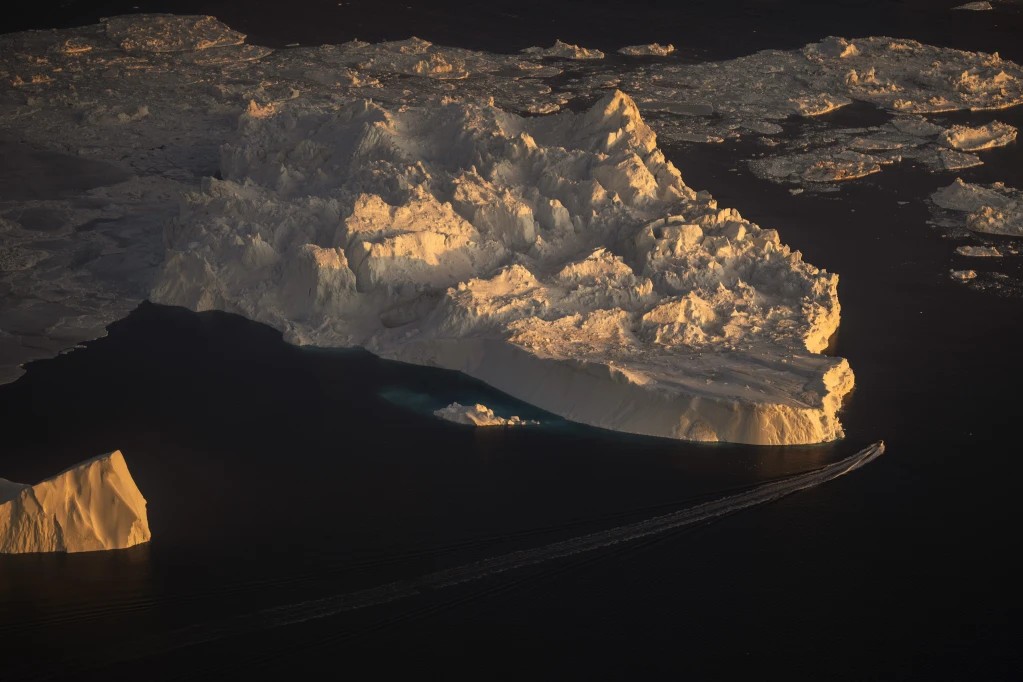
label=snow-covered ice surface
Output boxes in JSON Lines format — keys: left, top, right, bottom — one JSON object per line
{"left": 3, "top": 13, "right": 1022, "bottom": 439}
{"left": 0, "top": 450, "right": 150, "bottom": 554}
{"left": 434, "top": 402, "right": 535, "bottom": 427}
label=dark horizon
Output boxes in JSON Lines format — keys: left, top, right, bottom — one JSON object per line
{"left": 6, "top": 0, "right": 1023, "bottom": 61}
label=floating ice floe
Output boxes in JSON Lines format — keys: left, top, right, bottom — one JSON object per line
{"left": 522, "top": 40, "right": 605, "bottom": 60}
{"left": 956, "top": 245, "right": 1003, "bottom": 257}
{"left": 0, "top": 451, "right": 150, "bottom": 554}
{"left": 940, "top": 121, "right": 1017, "bottom": 151}
{"left": 931, "top": 178, "right": 1023, "bottom": 236}
{"left": 618, "top": 43, "right": 675, "bottom": 57}
{"left": 434, "top": 402, "right": 535, "bottom": 427}
{"left": 621, "top": 36, "right": 1023, "bottom": 146}
{"left": 950, "top": 269, "right": 978, "bottom": 281}
{"left": 952, "top": 1, "right": 993, "bottom": 10}
{"left": 615, "top": 36, "right": 1023, "bottom": 188}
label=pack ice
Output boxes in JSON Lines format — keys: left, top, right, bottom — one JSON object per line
{"left": 0, "top": 450, "right": 151, "bottom": 554}
{"left": 153, "top": 90, "right": 853, "bottom": 445}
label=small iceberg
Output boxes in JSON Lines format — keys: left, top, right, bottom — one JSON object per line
{"left": 0, "top": 451, "right": 151, "bottom": 554}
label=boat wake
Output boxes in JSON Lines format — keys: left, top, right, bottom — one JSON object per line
{"left": 173, "top": 441, "right": 884, "bottom": 646}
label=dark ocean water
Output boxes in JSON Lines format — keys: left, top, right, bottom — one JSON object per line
{"left": 2, "top": 1, "right": 1023, "bottom": 679}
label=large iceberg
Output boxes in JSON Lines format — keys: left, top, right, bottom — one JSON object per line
{"left": 152, "top": 90, "right": 853, "bottom": 445}
{"left": 3, "top": 14, "right": 1022, "bottom": 388}
{"left": 0, "top": 450, "right": 150, "bottom": 554}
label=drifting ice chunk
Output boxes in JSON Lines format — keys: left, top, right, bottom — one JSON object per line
{"left": 522, "top": 40, "right": 605, "bottom": 60}
{"left": 932, "top": 178, "right": 1023, "bottom": 237}
{"left": 434, "top": 402, "right": 535, "bottom": 427}
{"left": 938, "top": 149, "right": 983, "bottom": 170}
{"left": 940, "top": 121, "right": 1017, "bottom": 151}
{"left": 0, "top": 451, "right": 150, "bottom": 554}
{"left": 956, "top": 245, "right": 1002, "bottom": 257}
{"left": 618, "top": 43, "right": 676, "bottom": 57}
{"left": 952, "top": 1, "right": 993, "bottom": 9}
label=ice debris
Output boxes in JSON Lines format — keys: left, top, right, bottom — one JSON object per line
{"left": 931, "top": 178, "right": 1023, "bottom": 237}
{"left": 956, "top": 245, "right": 1002, "bottom": 257}
{"left": 434, "top": 402, "right": 535, "bottom": 427}
{"left": 618, "top": 43, "right": 676, "bottom": 57}
{"left": 522, "top": 40, "right": 605, "bottom": 60}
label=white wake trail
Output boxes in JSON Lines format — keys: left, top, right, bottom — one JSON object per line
{"left": 179, "top": 441, "right": 884, "bottom": 643}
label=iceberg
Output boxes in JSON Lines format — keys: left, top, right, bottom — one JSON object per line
{"left": 0, "top": 450, "right": 150, "bottom": 554}
{"left": 434, "top": 403, "right": 535, "bottom": 427}
{"left": 152, "top": 90, "right": 853, "bottom": 445}
{"left": 955, "top": 245, "right": 1002, "bottom": 257}
{"left": 3, "top": 14, "right": 1022, "bottom": 384}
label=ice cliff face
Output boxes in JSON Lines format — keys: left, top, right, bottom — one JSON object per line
{"left": 0, "top": 450, "right": 150, "bottom": 554}
{"left": 152, "top": 90, "right": 852, "bottom": 445}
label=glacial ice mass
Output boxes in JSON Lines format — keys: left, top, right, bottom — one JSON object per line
{"left": 4, "top": 14, "right": 1021, "bottom": 440}
{"left": 150, "top": 88, "right": 851, "bottom": 445}
{"left": 0, "top": 450, "right": 150, "bottom": 554}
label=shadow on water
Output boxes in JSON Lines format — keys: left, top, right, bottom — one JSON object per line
{"left": 0, "top": 300, "right": 859, "bottom": 678}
